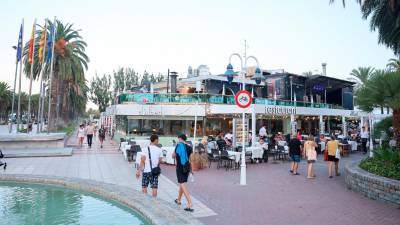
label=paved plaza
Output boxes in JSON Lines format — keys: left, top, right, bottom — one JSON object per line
{"left": 1, "top": 129, "right": 399, "bottom": 225}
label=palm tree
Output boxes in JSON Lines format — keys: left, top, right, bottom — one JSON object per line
{"left": 355, "top": 70, "right": 400, "bottom": 149}
{"left": 23, "top": 19, "right": 89, "bottom": 130}
{"left": 348, "top": 67, "right": 375, "bottom": 90}
{"left": 0, "top": 81, "right": 12, "bottom": 119}
{"left": 330, "top": 1, "right": 400, "bottom": 55}
{"left": 386, "top": 58, "right": 400, "bottom": 71}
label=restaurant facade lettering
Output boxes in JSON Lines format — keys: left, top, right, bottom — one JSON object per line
{"left": 265, "top": 106, "right": 297, "bottom": 115}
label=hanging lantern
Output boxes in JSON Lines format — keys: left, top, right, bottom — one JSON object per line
{"left": 251, "top": 67, "right": 264, "bottom": 85}
{"left": 225, "top": 63, "right": 235, "bottom": 84}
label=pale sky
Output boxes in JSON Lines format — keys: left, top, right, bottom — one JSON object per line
{"left": 0, "top": 0, "right": 395, "bottom": 109}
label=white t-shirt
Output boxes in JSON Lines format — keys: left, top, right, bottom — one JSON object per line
{"left": 225, "top": 133, "right": 233, "bottom": 140}
{"left": 259, "top": 127, "right": 267, "bottom": 137}
{"left": 361, "top": 131, "right": 369, "bottom": 139}
{"left": 142, "top": 145, "right": 163, "bottom": 173}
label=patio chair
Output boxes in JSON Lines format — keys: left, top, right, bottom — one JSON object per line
{"left": 209, "top": 148, "right": 221, "bottom": 169}
{"left": 237, "top": 146, "right": 252, "bottom": 163}
{"left": 220, "top": 150, "right": 235, "bottom": 170}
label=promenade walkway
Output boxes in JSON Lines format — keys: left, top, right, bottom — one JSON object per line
{"left": 1, "top": 126, "right": 399, "bottom": 225}
{"left": 1, "top": 132, "right": 216, "bottom": 219}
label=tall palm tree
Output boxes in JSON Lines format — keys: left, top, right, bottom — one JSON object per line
{"left": 330, "top": 0, "right": 400, "bottom": 55}
{"left": 348, "top": 66, "right": 375, "bottom": 90}
{"left": 386, "top": 58, "right": 400, "bottom": 71}
{"left": 0, "top": 81, "right": 12, "bottom": 118}
{"left": 23, "top": 19, "right": 89, "bottom": 130}
{"left": 355, "top": 70, "right": 400, "bottom": 149}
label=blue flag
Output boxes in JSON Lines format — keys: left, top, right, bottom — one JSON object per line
{"left": 46, "top": 24, "right": 54, "bottom": 63}
{"left": 16, "top": 24, "right": 23, "bottom": 62}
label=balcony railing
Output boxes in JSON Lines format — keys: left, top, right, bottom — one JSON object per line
{"left": 118, "top": 93, "right": 343, "bottom": 109}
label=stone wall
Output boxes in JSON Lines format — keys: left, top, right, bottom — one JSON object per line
{"left": 345, "top": 162, "right": 400, "bottom": 206}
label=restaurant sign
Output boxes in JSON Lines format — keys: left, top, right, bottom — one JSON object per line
{"left": 265, "top": 106, "right": 296, "bottom": 115}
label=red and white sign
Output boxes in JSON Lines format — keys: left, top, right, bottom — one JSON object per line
{"left": 235, "top": 90, "right": 252, "bottom": 108}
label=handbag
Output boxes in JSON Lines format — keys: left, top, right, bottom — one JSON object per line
{"left": 335, "top": 147, "right": 341, "bottom": 159}
{"left": 148, "top": 147, "right": 161, "bottom": 176}
{"left": 323, "top": 146, "right": 328, "bottom": 161}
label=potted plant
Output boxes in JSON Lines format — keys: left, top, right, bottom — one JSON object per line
{"left": 191, "top": 152, "right": 209, "bottom": 171}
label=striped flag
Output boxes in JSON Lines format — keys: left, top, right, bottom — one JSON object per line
{"left": 28, "top": 22, "right": 36, "bottom": 64}
{"left": 16, "top": 23, "right": 23, "bottom": 62}
{"left": 38, "top": 23, "right": 47, "bottom": 63}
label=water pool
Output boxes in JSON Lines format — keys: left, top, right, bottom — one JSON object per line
{"left": 0, "top": 182, "right": 150, "bottom": 225}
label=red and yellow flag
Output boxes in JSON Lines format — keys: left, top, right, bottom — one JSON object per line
{"left": 28, "top": 23, "right": 35, "bottom": 64}
{"left": 38, "top": 24, "right": 46, "bottom": 63}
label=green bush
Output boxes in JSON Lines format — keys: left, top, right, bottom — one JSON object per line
{"left": 360, "top": 147, "right": 400, "bottom": 181}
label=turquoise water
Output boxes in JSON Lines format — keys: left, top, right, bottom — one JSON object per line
{"left": 0, "top": 182, "right": 150, "bottom": 225}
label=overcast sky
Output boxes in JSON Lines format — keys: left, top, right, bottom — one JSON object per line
{"left": 0, "top": 0, "right": 395, "bottom": 109}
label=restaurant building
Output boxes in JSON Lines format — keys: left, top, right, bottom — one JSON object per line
{"left": 102, "top": 66, "right": 379, "bottom": 145}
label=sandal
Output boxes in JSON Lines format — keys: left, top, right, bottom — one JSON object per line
{"left": 329, "top": 176, "right": 333, "bottom": 178}
{"left": 336, "top": 173, "right": 341, "bottom": 176}
{"left": 174, "top": 199, "right": 181, "bottom": 205}
{"left": 293, "top": 173, "right": 300, "bottom": 175}
{"left": 184, "top": 208, "right": 194, "bottom": 212}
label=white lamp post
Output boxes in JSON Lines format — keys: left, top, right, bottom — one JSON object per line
{"left": 226, "top": 53, "right": 261, "bottom": 186}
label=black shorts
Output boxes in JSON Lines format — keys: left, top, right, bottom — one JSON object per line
{"left": 142, "top": 172, "right": 159, "bottom": 189}
{"left": 176, "top": 169, "right": 189, "bottom": 183}
{"left": 328, "top": 155, "right": 339, "bottom": 162}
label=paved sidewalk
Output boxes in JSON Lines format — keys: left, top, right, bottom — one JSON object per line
{"left": 162, "top": 153, "right": 400, "bottom": 225}
{"left": 1, "top": 133, "right": 216, "bottom": 218}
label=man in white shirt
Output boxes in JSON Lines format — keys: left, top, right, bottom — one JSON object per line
{"left": 259, "top": 125, "right": 267, "bottom": 138}
{"left": 360, "top": 126, "right": 369, "bottom": 154}
{"left": 136, "top": 134, "right": 163, "bottom": 197}
{"left": 224, "top": 131, "right": 233, "bottom": 147}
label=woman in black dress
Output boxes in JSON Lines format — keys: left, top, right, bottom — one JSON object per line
{"left": 172, "top": 134, "right": 194, "bottom": 212}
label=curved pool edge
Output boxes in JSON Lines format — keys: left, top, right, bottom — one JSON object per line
{"left": 0, "top": 174, "right": 204, "bottom": 225}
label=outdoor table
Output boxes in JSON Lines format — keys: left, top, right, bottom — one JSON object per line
{"left": 348, "top": 141, "right": 358, "bottom": 151}
{"left": 162, "top": 147, "right": 175, "bottom": 164}
{"left": 319, "top": 142, "right": 326, "bottom": 152}
{"left": 226, "top": 150, "right": 241, "bottom": 163}
{"left": 135, "top": 151, "right": 144, "bottom": 165}
{"left": 123, "top": 144, "right": 131, "bottom": 160}
{"left": 246, "top": 147, "right": 264, "bottom": 160}
{"left": 134, "top": 139, "right": 150, "bottom": 149}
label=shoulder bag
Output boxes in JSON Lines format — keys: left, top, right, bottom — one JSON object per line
{"left": 148, "top": 147, "right": 161, "bottom": 176}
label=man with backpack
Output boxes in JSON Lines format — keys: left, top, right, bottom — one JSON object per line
{"left": 135, "top": 134, "right": 163, "bottom": 197}
{"left": 172, "top": 134, "right": 194, "bottom": 212}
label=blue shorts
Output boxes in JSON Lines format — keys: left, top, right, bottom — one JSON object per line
{"left": 291, "top": 155, "right": 301, "bottom": 163}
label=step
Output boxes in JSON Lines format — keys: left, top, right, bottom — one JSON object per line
{"left": 2, "top": 148, "right": 73, "bottom": 158}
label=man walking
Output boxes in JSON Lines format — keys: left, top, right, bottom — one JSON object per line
{"left": 289, "top": 133, "right": 302, "bottom": 175}
{"left": 98, "top": 125, "right": 106, "bottom": 148}
{"left": 136, "top": 134, "right": 163, "bottom": 197}
{"left": 86, "top": 122, "right": 95, "bottom": 148}
{"left": 360, "top": 126, "right": 369, "bottom": 154}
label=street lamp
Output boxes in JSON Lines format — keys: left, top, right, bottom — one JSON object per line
{"left": 225, "top": 53, "right": 261, "bottom": 186}
{"left": 251, "top": 67, "right": 264, "bottom": 85}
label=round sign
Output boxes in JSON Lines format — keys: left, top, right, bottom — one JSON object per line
{"left": 235, "top": 90, "right": 252, "bottom": 108}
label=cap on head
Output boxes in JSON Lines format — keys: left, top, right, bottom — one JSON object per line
{"left": 178, "top": 134, "right": 187, "bottom": 141}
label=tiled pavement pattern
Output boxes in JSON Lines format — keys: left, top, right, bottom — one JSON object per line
{"left": 2, "top": 133, "right": 216, "bottom": 219}
{"left": 162, "top": 154, "right": 400, "bottom": 225}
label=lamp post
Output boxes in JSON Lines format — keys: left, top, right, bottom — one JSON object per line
{"left": 226, "top": 53, "right": 261, "bottom": 186}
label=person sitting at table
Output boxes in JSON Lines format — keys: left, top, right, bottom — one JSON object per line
{"left": 198, "top": 136, "right": 208, "bottom": 154}
{"left": 259, "top": 125, "right": 267, "bottom": 139}
{"left": 224, "top": 131, "right": 233, "bottom": 147}
{"left": 254, "top": 137, "right": 269, "bottom": 163}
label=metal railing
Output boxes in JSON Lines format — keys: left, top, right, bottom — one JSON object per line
{"left": 118, "top": 93, "right": 342, "bottom": 109}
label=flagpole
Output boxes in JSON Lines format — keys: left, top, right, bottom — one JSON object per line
{"left": 47, "top": 17, "right": 56, "bottom": 134}
{"left": 37, "top": 20, "right": 47, "bottom": 134}
{"left": 27, "top": 18, "right": 37, "bottom": 133}
{"left": 10, "top": 55, "right": 18, "bottom": 133}
{"left": 16, "top": 19, "right": 24, "bottom": 133}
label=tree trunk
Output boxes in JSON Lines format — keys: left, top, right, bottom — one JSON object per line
{"left": 48, "top": 72, "right": 59, "bottom": 132}
{"left": 393, "top": 109, "right": 400, "bottom": 150}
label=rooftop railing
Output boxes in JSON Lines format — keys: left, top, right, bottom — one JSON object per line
{"left": 118, "top": 93, "right": 343, "bottom": 109}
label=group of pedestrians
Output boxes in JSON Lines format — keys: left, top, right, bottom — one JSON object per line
{"left": 288, "top": 134, "right": 341, "bottom": 179}
{"left": 76, "top": 122, "right": 106, "bottom": 148}
{"left": 135, "top": 134, "right": 194, "bottom": 212}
